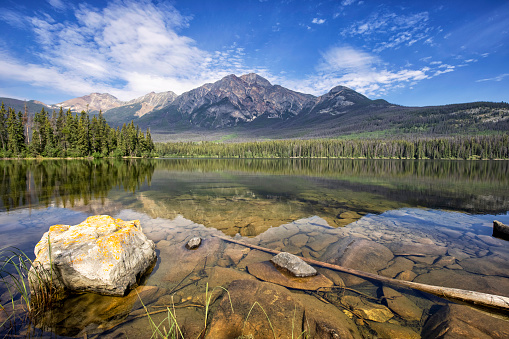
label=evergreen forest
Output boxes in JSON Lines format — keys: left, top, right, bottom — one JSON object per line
{"left": 156, "top": 135, "right": 509, "bottom": 160}
{"left": 0, "top": 103, "right": 155, "bottom": 158}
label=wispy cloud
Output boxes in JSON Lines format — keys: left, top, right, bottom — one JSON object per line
{"left": 342, "top": 10, "right": 432, "bottom": 52}
{"left": 476, "top": 73, "right": 509, "bottom": 82}
{"left": 0, "top": 9, "right": 27, "bottom": 29}
{"left": 47, "top": 0, "right": 66, "bottom": 11}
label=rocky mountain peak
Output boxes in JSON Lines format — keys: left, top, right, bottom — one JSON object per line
{"left": 158, "top": 73, "right": 316, "bottom": 128}
{"left": 329, "top": 85, "right": 351, "bottom": 94}
{"left": 240, "top": 73, "right": 272, "bottom": 87}
{"left": 56, "top": 93, "right": 123, "bottom": 112}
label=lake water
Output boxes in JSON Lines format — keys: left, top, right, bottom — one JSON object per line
{"left": 1, "top": 159, "right": 508, "bottom": 338}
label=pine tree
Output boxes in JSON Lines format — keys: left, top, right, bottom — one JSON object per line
{"left": 0, "top": 103, "right": 7, "bottom": 151}
{"left": 54, "top": 107, "right": 65, "bottom": 155}
{"left": 90, "top": 115, "right": 101, "bottom": 153}
{"left": 7, "top": 108, "right": 24, "bottom": 156}
{"left": 77, "top": 111, "right": 90, "bottom": 156}
{"left": 145, "top": 128, "right": 154, "bottom": 153}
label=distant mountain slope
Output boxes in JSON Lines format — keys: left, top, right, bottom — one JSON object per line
{"left": 53, "top": 91, "right": 177, "bottom": 124}
{"left": 0, "top": 97, "right": 50, "bottom": 114}
{"left": 56, "top": 93, "right": 123, "bottom": 112}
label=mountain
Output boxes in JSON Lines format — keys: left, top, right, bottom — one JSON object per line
{"left": 137, "top": 73, "right": 397, "bottom": 132}
{"left": 141, "top": 73, "right": 316, "bottom": 129}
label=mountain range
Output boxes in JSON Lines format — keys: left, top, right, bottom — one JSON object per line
{"left": 2, "top": 73, "right": 508, "bottom": 140}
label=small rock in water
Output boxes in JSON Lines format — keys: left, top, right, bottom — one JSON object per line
{"left": 186, "top": 237, "right": 202, "bottom": 249}
{"left": 270, "top": 252, "right": 317, "bottom": 277}
{"left": 493, "top": 220, "right": 509, "bottom": 240}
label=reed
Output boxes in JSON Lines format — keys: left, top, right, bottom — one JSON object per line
{"left": 0, "top": 238, "right": 60, "bottom": 336}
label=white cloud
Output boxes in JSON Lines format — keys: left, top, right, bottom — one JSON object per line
{"left": 341, "top": 0, "right": 357, "bottom": 6}
{"left": 0, "top": 1, "right": 468, "bottom": 103}
{"left": 271, "top": 46, "right": 434, "bottom": 98}
{"left": 317, "top": 46, "right": 378, "bottom": 73}
{"left": 273, "top": 46, "right": 459, "bottom": 98}
{"left": 0, "top": 0, "right": 266, "bottom": 101}
{"left": 312, "top": 18, "right": 326, "bottom": 25}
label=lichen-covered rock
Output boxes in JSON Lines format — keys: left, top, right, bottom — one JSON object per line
{"left": 270, "top": 252, "right": 317, "bottom": 277}
{"left": 29, "top": 215, "right": 156, "bottom": 299}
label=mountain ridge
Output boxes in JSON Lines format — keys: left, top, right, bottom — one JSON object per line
{"left": 2, "top": 73, "right": 508, "bottom": 140}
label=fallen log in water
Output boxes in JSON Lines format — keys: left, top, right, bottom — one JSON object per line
{"left": 216, "top": 235, "right": 509, "bottom": 312}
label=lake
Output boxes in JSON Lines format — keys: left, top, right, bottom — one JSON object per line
{"left": 1, "top": 159, "right": 508, "bottom": 338}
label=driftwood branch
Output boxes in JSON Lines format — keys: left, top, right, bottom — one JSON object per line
{"left": 216, "top": 235, "right": 509, "bottom": 312}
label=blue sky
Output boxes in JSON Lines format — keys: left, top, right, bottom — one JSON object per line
{"left": 0, "top": 0, "right": 507, "bottom": 106}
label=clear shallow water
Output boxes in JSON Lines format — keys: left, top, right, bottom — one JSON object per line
{"left": 0, "top": 159, "right": 508, "bottom": 338}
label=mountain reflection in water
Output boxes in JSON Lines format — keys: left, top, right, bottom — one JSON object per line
{"left": 1, "top": 159, "right": 508, "bottom": 234}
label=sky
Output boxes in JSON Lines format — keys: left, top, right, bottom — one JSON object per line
{"left": 0, "top": 0, "right": 508, "bottom": 106}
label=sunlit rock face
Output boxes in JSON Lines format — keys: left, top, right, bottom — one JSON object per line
{"left": 29, "top": 215, "right": 156, "bottom": 299}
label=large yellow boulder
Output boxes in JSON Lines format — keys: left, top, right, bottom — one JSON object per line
{"left": 29, "top": 215, "right": 156, "bottom": 299}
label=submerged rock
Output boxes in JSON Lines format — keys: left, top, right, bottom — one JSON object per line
{"left": 206, "top": 279, "right": 361, "bottom": 339}
{"left": 322, "top": 237, "right": 394, "bottom": 285}
{"left": 186, "top": 237, "right": 202, "bottom": 249}
{"left": 29, "top": 215, "right": 156, "bottom": 299}
{"left": 493, "top": 220, "right": 509, "bottom": 240}
{"left": 247, "top": 261, "right": 333, "bottom": 290}
{"left": 382, "top": 286, "right": 422, "bottom": 321}
{"left": 368, "top": 321, "right": 420, "bottom": 339}
{"left": 270, "top": 252, "right": 317, "bottom": 277}
{"left": 422, "top": 303, "right": 509, "bottom": 339}
{"left": 341, "top": 295, "right": 394, "bottom": 323}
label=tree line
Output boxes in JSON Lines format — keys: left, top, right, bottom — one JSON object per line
{"left": 156, "top": 135, "right": 509, "bottom": 160}
{"left": 0, "top": 103, "right": 155, "bottom": 158}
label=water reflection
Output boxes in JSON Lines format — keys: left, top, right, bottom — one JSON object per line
{"left": 1, "top": 159, "right": 507, "bottom": 217}
{"left": 1, "top": 158, "right": 508, "bottom": 338}
{"left": 0, "top": 159, "right": 155, "bottom": 212}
